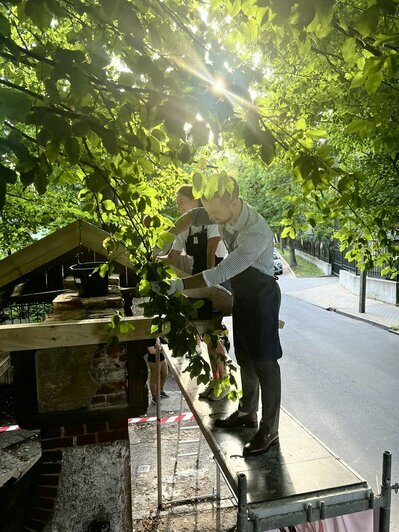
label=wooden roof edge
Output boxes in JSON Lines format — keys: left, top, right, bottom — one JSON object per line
{"left": 78, "top": 221, "right": 134, "bottom": 270}
{"left": 0, "top": 220, "right": 137, "bottom": 290}
{"left": 0, "top": 221, "right": 83, "bottom": 290}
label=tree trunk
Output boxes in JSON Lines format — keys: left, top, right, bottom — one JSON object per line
{"left": 288, "top": 237, "right": 297, "bottom": 267}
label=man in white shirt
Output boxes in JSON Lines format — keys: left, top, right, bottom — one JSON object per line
{"left": 159, "top": 176, "right": 283, "bottom": 456}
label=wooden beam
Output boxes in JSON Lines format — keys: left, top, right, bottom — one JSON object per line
{"left": 0, "top": 353, "right": 10, "bottom": 377}
{"left": 0, "top": 317, "right": 170, "bottom": 352}
{"left": 0, "top": 221, "right": 81, "bottom": 289}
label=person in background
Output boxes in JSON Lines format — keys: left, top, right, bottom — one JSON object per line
{"left": 166, "top": 184, "right": 230, "bottom": 401}
{"left": 155, "top": 176, "right": 283, "bottom": 456}
{"left": 146, "top": 341, "right": 169, "bottom": 405}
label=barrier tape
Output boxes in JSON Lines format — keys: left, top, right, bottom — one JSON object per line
{"left": 0, "top": 413, "right": 195, "bottom": 433}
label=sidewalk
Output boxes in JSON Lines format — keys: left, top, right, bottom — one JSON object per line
{"left": 278, "top": 274, "right": 399, "bottom": 333}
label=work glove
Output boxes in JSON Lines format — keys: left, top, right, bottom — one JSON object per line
{"left": 151, "top": 278, "right": 184, "bottom": 296}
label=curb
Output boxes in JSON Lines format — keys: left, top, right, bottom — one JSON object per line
{"left": 278, "top": 252, "right": 296, "bottom": 278}
{"left": 326, "top": 307, "right": 396, "bottom": 332}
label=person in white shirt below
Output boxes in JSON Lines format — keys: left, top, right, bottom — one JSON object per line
{"left": 166, "top": 184, "right": 230, "bottom": 401}
{"left": 157, "top": 176, "right": 283, "bottom": 456}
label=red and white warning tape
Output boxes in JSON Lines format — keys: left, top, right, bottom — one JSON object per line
{"left": 0, "top": 413, "right": 195, "bottom": 433}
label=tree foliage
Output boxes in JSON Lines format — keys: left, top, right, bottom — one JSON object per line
{"left": 1, "top": 0, "right": 398, "bottom": 272}
{"left": 0, "top": 0, "right": 398, "bottom": 387}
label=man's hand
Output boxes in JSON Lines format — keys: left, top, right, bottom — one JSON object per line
{"left": 151, "top": 278, "right": 184, "bottom": 296}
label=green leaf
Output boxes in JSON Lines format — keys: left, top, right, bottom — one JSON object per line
{"left": 0, "top": 89, "right": 32, "bottom": 122}
{"left": 0, "top": 163, "right": 17, "bottom": 184}
{"left": 0, "top": 14, "right": 11, "bottom": 37}
{"left": 260, "top": 130, "right": 275, "bottom": 165}
{"left": 355, "top": 5, "right": 379, "bottom": 37}
{"left": 103, "top": 199, "right": 115, "bottom": 211}
{"left": 119, "top": 322, "right": 133, "bottom": 334}
{"left": 64, "top": 137, "right": 81, "bottom": 164}
{"left": 178, "top": 144, "right": 191, "bottom": 163}
{"left": 364, "top": 70, "right": 383, "bottom": 94}
{"left": 351, "top": 71, "right": 367, "bottom": 88}
{"left": 342, "top": 38, "right": 357, "bottom": 66}
{"left": 192, "top": 172, "right": 204, "bottom": 197}
{"left": 0, "top": 177, "right": 5, "bottom": 211}
{"left": 25, "top": 0, "right": 53, "bottom": 29}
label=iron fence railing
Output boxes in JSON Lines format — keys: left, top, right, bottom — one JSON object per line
{"left": 0, "top": 302, "right": 52, "bottom": 325}
{"left": 294, "top": 238, "right": 398, "bottom": 281}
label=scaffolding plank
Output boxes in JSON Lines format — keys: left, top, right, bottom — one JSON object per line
{"left": 163, "top": 347, "right": 369, "bottom": 508}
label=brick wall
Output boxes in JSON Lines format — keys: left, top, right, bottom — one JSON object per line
{"left": 89, "top": 344, "right": 128, "bottom": 408}
{"left": 22, "top": 419, "right": 129, "bottom": 531}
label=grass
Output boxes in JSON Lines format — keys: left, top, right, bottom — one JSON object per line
{"left": 279, "top": 249, "right": 325, "bottom": 277}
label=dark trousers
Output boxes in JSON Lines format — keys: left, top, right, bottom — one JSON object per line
{"left": 230, "top": 267, "right": 282, "bottom": 435}
{"left": 235, "top": 352, "right": 281, "bottom": 434}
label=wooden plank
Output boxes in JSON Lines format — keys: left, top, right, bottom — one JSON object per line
{"left": 0, "top": 221, "right": 81, "bottom": 289}
{"left": 0, "top": 317, "right": 170, "bottom": 351}
{"left": 0, "top": 353, "right": 10, "bottom": 377}
{"left": 79, "top": 220, "right": 133, "bottom": 269}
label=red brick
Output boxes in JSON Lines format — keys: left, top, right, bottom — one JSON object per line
{"left": 97, "top": 383, "right": 117, "bottom": 394}
{"left": 38, "top": 474, "right": 59, "bottom": 487}
{"left": 107, "top": 392, "right": 127, "bottom": 404}
{"left": 106, "top": 345, "right": 123, "bottom": 355}
{"left": 97, "top": 428, "right": 128, "bottom": 443}
{"left": 76, "top": 433, "right": 96, "bottom": 446}
{"left": 41, "top": 427, "right": 62, "bottom": 439}
{"left": 64, "top": 424, "right": 85, "bottom": 436}
{"left": 41, "top": 450, "right": 62, "bottom": 463}
{"left": 41, "top": 437, "right": 73, "bottom": 450}
{"left": 41, "top": 463, "right": 62, "bottom": 475}
{"left": 91, "top": 395, "right": 106, "bottom": 404}
{"left": 108, "top": 419, "right": 128, "bottom": 430}
{"left": 112, "top": 381, "right": 127, "bottom": 391}
{"left": 37, "top": 486, "right": 58, "bottom": 499}
{"left": 86, "top": 421, "right": 107, "bottom": 433}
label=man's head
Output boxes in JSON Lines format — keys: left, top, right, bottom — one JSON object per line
{"left": 201, "top": 176, "right": 241, "bottom": 225}
{"left": 175, "top": 184, "right": 201, "bottom": 214}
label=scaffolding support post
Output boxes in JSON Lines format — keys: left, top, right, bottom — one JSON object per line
{"left": 155, "top": 338, "right": 163, "bottom": 510}
{"left": 379, "top": 451, "right": 392, "bottom": 532}
{"left": 237, "top": 473, "right": 248, "bottom": 531}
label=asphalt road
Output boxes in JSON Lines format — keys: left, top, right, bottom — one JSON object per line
{"left": 223, "top": 269, "right": 399, "bottom": 529}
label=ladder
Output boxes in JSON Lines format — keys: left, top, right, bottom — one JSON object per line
{"left": 174, "top": 392, "right": 202, "bottom": 469}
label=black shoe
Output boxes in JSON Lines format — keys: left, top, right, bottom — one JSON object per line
{"left": 214, "top": 411, "right": 257, "bottom": 429}
{"left": 160, "top": 391, "right": 169, "bottom": 398}
{"left": 243, "top": 430, "right": 279, "bottom": 456}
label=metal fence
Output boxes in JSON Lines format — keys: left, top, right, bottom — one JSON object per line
{"left": 295, "top": 238, "right": 397, "bottom": 281}
{"left": 0, "top": 301, "right": 52, "bottom": 325}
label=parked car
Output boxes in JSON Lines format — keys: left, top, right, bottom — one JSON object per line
{"left": 273, "top": 252, "right": 283, "bottom": 275}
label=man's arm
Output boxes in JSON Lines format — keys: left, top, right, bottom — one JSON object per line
{"left": 182, "top": 272, "right": 207, "bottom": 289}
{"left": 165, "top": 249, "right": 182, "bottom": 268}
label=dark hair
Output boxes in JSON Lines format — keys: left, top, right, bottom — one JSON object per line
{"left": 176, "top": 184, "right": 202, "bottom": 206}
{"left": 176, "top": 184, "right": 195, "bottom": 200}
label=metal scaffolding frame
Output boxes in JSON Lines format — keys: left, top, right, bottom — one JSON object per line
{"left": 160, "top": 346, "right": 397, "bottom": 531}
